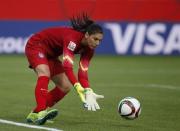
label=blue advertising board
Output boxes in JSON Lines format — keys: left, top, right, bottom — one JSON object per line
{"left": 0, "top": 21, "right": 179, "bottom": 55}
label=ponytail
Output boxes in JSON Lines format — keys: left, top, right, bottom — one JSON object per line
{"left": 70, "top": 13, "right": 103, "bottom": 35}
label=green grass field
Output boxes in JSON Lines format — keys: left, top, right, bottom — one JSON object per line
{"left": 0, "top": 55, "right": 180, "bottom": 131}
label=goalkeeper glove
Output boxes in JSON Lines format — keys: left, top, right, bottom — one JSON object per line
{"left": 84, "top": 88, "right": 104, "bottom": 111}
{"left": 74, "top": 83, "right": 86, "bottom": 103}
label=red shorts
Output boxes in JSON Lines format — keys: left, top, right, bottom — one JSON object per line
{"left": 25, "top": 42, "right": 64, "bottom": 78}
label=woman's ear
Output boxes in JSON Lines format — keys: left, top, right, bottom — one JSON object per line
{"left": 85, "top": 32, "right": 89, "bottom": 38}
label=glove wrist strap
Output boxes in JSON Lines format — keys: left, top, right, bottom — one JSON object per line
{"left": 84, "top": 88, "right": 93, "bottom": 93}
{"left": 74, "top": 82, "right": 80, "bottom": 87}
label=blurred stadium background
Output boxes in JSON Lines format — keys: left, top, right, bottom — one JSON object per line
{"left": 0, "top": 0, "right": 179, "bottom": 55}
{"left": 0, "top": 0, "right": 180, "bottom": 131}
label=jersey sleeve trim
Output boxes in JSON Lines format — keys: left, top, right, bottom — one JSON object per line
{"left": 63, "top": 55, "right": 73, "bottom": 64}
{"left": 79, "top": 61, "right": 88, "bottom": 71}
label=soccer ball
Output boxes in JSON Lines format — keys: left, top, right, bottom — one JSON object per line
{"left": 118, "top": 97, "right": 141, "bottom": 119}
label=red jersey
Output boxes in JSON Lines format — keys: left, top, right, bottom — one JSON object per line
{"left": 26, "top": 27, "right": 94, "bottom": 87}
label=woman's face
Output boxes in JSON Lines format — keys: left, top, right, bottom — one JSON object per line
{"left": 85, "top": 32, "right": 103, "bottom": 49}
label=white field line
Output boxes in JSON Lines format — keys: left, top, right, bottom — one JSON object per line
{"left": 96, "top": 83, "right": 179, "bottom": 90}
{"left": 0, "top": 119, "right": 63, "bottom": 131}
{"left": 146, "top": 84, "right": 178, "bottom": 90}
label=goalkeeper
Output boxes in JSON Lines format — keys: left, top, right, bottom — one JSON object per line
{"left": 25, "top": 13, "right": 104, "bottom": 125}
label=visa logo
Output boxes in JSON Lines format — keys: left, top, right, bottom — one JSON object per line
{"left": 104, "top": 23, "right": 180, "bottom": 55}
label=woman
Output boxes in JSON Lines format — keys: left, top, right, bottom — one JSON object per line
{"left": 25, "top": 13, "right": 104, "bottom": 125}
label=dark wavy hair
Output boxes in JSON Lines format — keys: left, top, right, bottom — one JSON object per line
{"left": 70, "top": 13, "right": 103, "bottom": 35}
